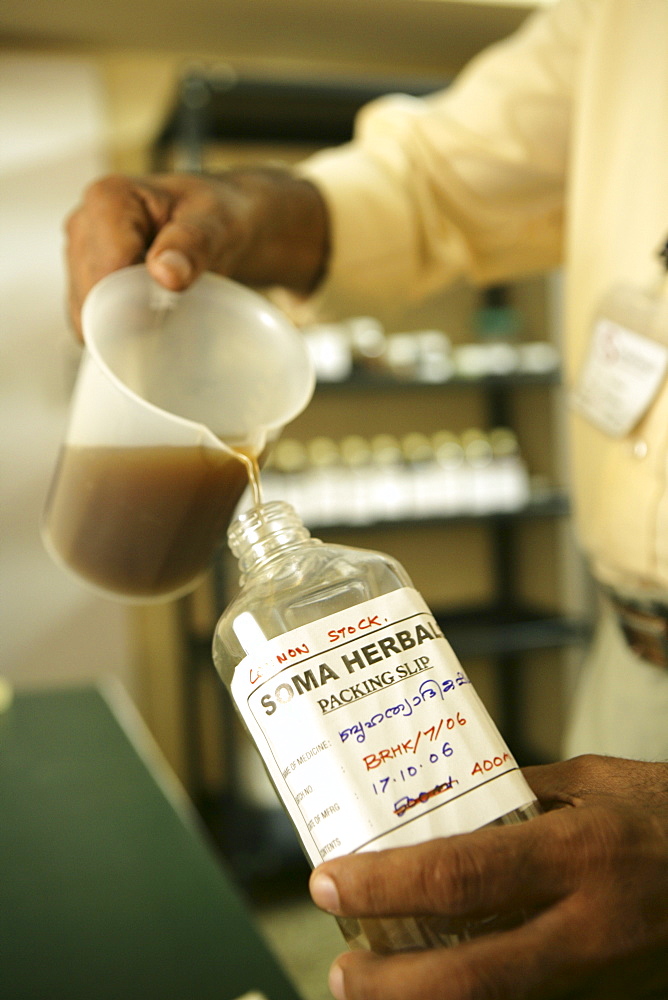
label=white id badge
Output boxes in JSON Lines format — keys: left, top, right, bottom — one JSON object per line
{"left": 572, "top": 283, "right": 668, "bottom": 437}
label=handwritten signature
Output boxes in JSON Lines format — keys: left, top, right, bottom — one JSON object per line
{"left": 393, "top": 775, "right": 460, "bottom": 817}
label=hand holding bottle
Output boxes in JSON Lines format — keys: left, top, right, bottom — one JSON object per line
{"left": 310, "top": 754, "right": 668, "bottom": 1000}
{"left": 214, "top": 501, "right": 540, "bottom": 954}
{"left": 64, "top": 167, "right": 330, "bottom": 339}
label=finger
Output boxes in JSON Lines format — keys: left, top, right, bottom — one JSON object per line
{"left": 65, "top": 174, "right": 165, "bottom": 338}
{"left": 328, "top": 903, "right": 591, "bottom": 1000}
{"left": 520, "top": 760, "right": 584, "bottom": 810}
{"left": 310, "top": 810, "right": 579, "bottom": 921}
{"left": 521, "top": 754, "right": 668, "bottom": 809}
{"left": 144, "top": 178, "right": 252, "bottom": 287}
{"left": 145, "top": 213, "right": 236, "bottom": 288}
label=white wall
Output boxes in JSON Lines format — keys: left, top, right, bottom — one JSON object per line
{"left": 0, "top": 53, "right": 132, "bottom": 694}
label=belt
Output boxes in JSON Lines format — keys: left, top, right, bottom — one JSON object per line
{"left": 604, "top": 588, "right": 668, "bottom": 670}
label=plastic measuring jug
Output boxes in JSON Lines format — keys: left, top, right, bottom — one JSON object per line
{"left": 42, "top": 265, "right": 315, "bottom": 602}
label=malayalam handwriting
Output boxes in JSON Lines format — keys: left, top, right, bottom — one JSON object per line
{"left": 417, "top": 672, "right": 470, "bottom": 700}
{"left": 338, "top": 672, "right": 471, "bottom": 743}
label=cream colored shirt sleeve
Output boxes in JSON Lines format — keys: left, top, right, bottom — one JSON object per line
{"left": 300, "top": 0, "right": 592, "bottom": 317}
{"left": 300, "top": 0, "right": 668, "bottom": 595}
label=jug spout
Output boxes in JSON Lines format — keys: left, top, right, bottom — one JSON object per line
{"left": 199, "top": 423, "right": 267, "bottom": 461}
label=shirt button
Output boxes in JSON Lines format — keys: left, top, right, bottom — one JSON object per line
{"left": 631, "top": 438, "right": 649, "bottom": 459}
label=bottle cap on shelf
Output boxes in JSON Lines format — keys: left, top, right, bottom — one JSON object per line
{"left": 489, "top": 427, "right": 521, "bottom": 458}
{"left": 370, "top": 433, "right": 403, "bottom": 466}
{"left": 461, "top": 428, "right": 493, "bottom": 466}
{"left": 348, "top": 316, "right": 387, "bottom": 365}
{"left": 270, "top": 438, "right": 308, "bottom": 474}
{"left": 308, "top": 436, "right": 341, "bottom": 469}
{"left": 432, "top": 430, "right": 464, "bottom": 466}
{"left": 401, "top": 432, "right": 434, "bottom": 464}
{"left": 340, "top": 435, "right": 372, "bottom": 468}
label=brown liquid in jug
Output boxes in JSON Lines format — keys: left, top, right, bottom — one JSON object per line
{"left": 45, "top": 443, "right": 261, "bottom": 599}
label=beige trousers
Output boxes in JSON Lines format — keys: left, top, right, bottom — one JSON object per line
{"left": 563, "top": 600, "right": 668, "bottom": 762}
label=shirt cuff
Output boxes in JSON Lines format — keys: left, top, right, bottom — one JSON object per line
{"left": 296, "top": 144, "right": 421, "bottom": 321}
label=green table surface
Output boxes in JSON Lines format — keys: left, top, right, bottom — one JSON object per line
{"left": 0, "top": 682, "right": 304, "bottom": 1000}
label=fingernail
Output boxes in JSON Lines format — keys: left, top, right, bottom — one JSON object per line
{"left": 310, "top": 872, "right": 340, "bottom": 914}
{"left": 328, "top": 962, "right": 346, "bottom": 1000}
{"left": 152, "top": 249, "right": 192, "bottom": 287}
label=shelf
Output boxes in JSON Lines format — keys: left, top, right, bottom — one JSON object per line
{"left": 310, "top": 487, "right": 571, "bottom": 533}
{"left": 154, "top": 73, "right": 449, "bottom": 155}
{"left": 315, "top": 367, "right": 562, "bottom": 392}
{"left": 435, "top": 604, "right": 593, "bottom": 661}
{"left": 188, "top": 601, "right": 590, "bottom": 663}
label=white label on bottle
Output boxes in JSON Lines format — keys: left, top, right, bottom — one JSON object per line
{"left": 231, "top": 587, "right": 535, "bottom": 867}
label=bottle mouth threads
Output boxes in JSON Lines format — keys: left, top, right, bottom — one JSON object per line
{"left": 227, "top": 500, "right": 311, "bottom": 569}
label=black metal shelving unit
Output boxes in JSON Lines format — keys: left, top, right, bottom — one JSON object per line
{"left": 152, "top": 70, "right": 450, "bottom": 171}
{"left": 154, "top": 72, "right": 593, "bottom": 889}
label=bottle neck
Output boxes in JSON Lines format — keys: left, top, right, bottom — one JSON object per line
{"left": 227, "top": 501, "right": 313, "bottom": 576}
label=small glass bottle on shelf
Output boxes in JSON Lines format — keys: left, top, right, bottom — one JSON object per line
{"left": 212, "top": 500, "right": 540, "bottom": 954}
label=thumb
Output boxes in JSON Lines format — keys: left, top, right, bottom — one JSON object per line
{"left": 144, "top": 178, "right": 254, "bottom": 290}
{"left": 146, "top": 247, "right": 195, "bottom": 291}
{"left": 309, "top": 818, "right": 570, "bottom": 922}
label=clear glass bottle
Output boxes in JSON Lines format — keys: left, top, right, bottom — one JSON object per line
{"left": 213, "top": 500, "right": 540, "bottom": 954}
